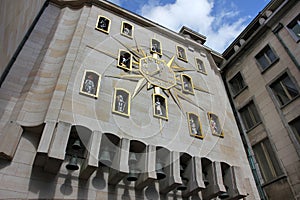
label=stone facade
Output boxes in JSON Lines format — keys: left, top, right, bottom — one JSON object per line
{"left": 0, "top": 0, "right": 260, "bottom": 199}
{"left": 221, "top": 0, "right": 300, "bottom": 199}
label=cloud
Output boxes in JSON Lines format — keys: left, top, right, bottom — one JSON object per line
{"left": 140, "top": 0, "right": 247, "bottom": 52}
{"left": 108, "top": 0, "right": 121, "bottom": 6}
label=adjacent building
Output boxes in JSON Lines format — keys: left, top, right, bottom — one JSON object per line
{"left": 0, "top": 0, "right": 260, "bottom": 199}
{"left": 221, "top": 0, "right": 300, "bottom": 199}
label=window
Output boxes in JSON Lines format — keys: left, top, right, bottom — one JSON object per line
{"left": 289, "top": 117, "right": 300, "bottom": 144}
{"left": 239, "top": 101, "right": 261, "bottom": 131}
{"left": 195, "top": 58, "right": 206, "bottom": 74}
{"left": 253, "top": 139, "right": 283, "bottom": 183}
{"left": 270, "top": 73, "right": 299, "bottom": 106}
{"left": 287, "top": 14, "right": 300, "bottom": 42}
{"left": 176, "top": 45, "right": 188, "bottom": 62}
{"left": 95, "top": 15, "right": 111, "bottom": 34}
{"left": 229, "top": 72, "right": 247, "bottom": 96}
{"left": 255, "top": 45, "right": 278, "bottom": 71}
{"left": 121, "top": 21, "right": 134, "bottom": 38}
{"left": 207, "top": 112, "right": 224, "bottom": 137}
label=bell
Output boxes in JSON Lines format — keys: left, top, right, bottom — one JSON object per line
{"left": 219, "top": 191, "right": 229, "bottom": 199}
{"left": 66, "top": 155, "right": 79, "bottom": 171}
{"left": 127, "top": 169, "right": 139, "bottom": 182}
{"left": 128, "top": 152, "right": 138, "bottom": 164}
{"left": 202, "top": 172, "right": 209, "bottom": 186}
{"left": 219, "top": 186, "right": 229, "bottom": 199}
{"left": 72, "top": 139, "right": 82, "bottom": 150}
{"left": 177, "top": 177, "right": 188, "bottom": 191}
{"left": 99, "top": 148, "right": 112, "bottom": 167}
{"left": 180, "top": 164, "right": 185, "bottom": 175}
{"left": 155, "top": 162, "right": 166, "bottom": 180}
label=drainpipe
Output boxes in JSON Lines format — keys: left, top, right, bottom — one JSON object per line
{"left": 272, "top": 23, "right": 300, "bottom": 70}
{"left": 0, "top": 0, "right": 49, "bottom": 87}
{"left": 221, "top": 73, "right": 267, "bottom": 200}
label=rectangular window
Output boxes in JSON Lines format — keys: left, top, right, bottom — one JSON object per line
{"left": 255, "top": 45, "right": 278, "bottom": 71}
{"left": 253, "top": 139, "right": 283, "bottom": 183}
{"left": 287, "top": 14, "right": 300, "bottom": 42}
{"left": 229, "top": 72, "right": 246, "bottom": 96}
{"left": 289, "top": 117, "right": 300, "bottom": 145}
{"left": 270, "top": 73, "right": 299, "bottom": 106}
{"left": 239, "top": 101, "right": 261, "bottom": 131}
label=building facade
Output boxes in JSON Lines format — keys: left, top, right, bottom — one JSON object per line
{"left": 0, "top": 0, "right": 260, "bottom": 199}
{"left": 221, "top": 0, "right": 300, "bottom": 199}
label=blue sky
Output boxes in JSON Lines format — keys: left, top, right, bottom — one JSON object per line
{"left": 107, "top": 0, "right": 271, "bottom": 53}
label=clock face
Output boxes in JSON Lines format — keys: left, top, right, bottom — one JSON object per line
{"left": 139, "top": 56, "right": 176, "bottom": 90}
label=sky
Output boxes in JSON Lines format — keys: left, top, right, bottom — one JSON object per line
{"left": 106, "top": 0, "right": 271, "bottom": 53}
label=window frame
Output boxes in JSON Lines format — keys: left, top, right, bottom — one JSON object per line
{"left": 238, "top": 100, "right": 262, "bottom": 132}
{"left": 228, "top": 72, "right": 248, "bottom": 97}
{"left": 187, "top": 112, "right": 204, "bottom": 139}
{"left": 176, "top": 45, "right": 188, "bottom": 62}
{"left": 252, "top": 138, "right": 283, "bottom": 184}
{"left": 207, "top": 112, "right": 224, "bottom": 137}
{"left": 286, "top": 13, "right": 300, "bottom": 43}
{"left": 289, "top": 116, "right": 300, "bottom": 146}
{"left": 95, "top": 15, "right": 111, "bottom": 34}
{"left": 255, "top": 44, "right": 279, "bottom": 73}
{"left": 267, "top": 70, "right": 300, "bottom": 108}
{"left": 194, "top": 57, "right": 207, "bottom": 75}
{"left": 79, "top": 70, "right": 101, "bottom": 99}
{"left": 112, "top": 88, "right": 131, "bottom": 117}
{"left": 120, "top": 21, "right": 134, "bottom": 39}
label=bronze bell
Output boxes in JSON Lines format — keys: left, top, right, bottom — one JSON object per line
{"left": 155, "top": 161, "right": 166, "bottom": 180}
{"left": 128, "top": 152, "right": 138, "bottom": 164}
{"left": 66, "top": 155, "right": 79, "bottom": 171}
{"left": 99, "top": 148, "right": 112, "bottom": 167}
{"left": 180, "top": 164, "right": 185, "bottom": 175}
{"left": 177, "top": 177, "right": 188, "bottom": 191}
{"left": 72, "top": 139, "right": 82, "bottom": 150}
{"left": 203, "top": 171, "right": 209, "bottom": 186}
{"left": 219, "top": 186, "right": 229, "bottom": 199}
{"left": 127, "top": 168, "right": 139, "bottom": 182}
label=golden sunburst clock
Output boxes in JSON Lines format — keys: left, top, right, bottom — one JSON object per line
{"left": 101, "top": 36, "right": 211, "bottom": 123}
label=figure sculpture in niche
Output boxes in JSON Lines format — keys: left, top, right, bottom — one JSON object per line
{"left": 98, "top": 17, "right": 108, "bottom": 30}
{"left": 116, "top": 94, "right": 125, "bottom": 113}
{"left": 118, "top": 51, "right": 131, "bottom": 70}
{"left": 84, "top": 74, "right": 96, "bottom": 94}
{"left": 155, "top": 97, "right": 163, "bottom": 116}
{"left": 122, "top": 23, "right": 132, "bottom": 36}
{"left": 190, "top": 118, "right": 198, "bottom": 135}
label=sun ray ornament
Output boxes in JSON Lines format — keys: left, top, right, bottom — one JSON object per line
{"left": 104, "top": 36, "right": 211, "bottom": 123}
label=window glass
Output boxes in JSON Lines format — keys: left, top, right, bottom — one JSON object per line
{"left": 229, "top": 72, "right": 246, "bottom": 95}
{"left": 255, "top": 45, "right": 278, "bottom": 70}
{"left": 239, "top": 101, "right": 261, "bottom": 130}
{"left": 290, "top": 117, "right": 300, "bottom": 144}
{"left": 287, "top": 14, "right": 300, "bottom": 41}
{"left": 253, "top": 139, "right": 283, "bottom": 183}
{"left": 270, "top": 73, "right": 299, "bottom": 106}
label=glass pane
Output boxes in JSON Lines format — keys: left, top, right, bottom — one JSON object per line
{"left": 264, "top": 139, "right": 283, "bottom": 177}
{"left": 266, "top": 48, "right": 277, "bottom": 63}
{"left": 272, "top": 81, "right": 290, "bottom": 105}
{"left": 282, "top": 76, "right": 299, "bottom": 98}
{"left": 291, "top": 20, "right": 300, "bottom": 39}
{"left": 290, "top": 118, "right": 300, "bottom": 144}
{"left": 253, "top": 142, "right": 274, "bottom": 182}
{"left": 249, "top": 103, "right": 261, "bottom": 124}
{"left": 240, "top": 108, "right": 253, "bottom": 130}
{"left": 257, "top": 55, "right": 269, "bottom": 70}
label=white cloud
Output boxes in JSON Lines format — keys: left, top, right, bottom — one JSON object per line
{"left": 108, "top": 0, "right": 121, "bottom": 6}
{"left": 140, "top": 0, "right": 247, "bottom": 53}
